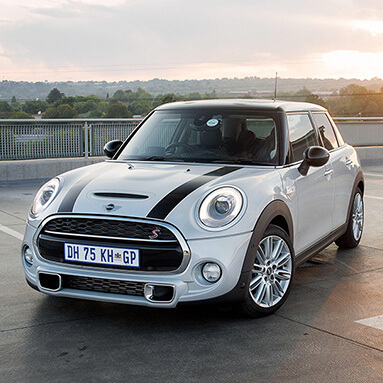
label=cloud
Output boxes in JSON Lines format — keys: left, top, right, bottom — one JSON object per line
{"left": 0, "top": 0, "right": 383, "bottom": 80}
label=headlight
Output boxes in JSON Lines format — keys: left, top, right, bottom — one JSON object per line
{"left": 198, "top": 187, "right": 244, "bottom": 229}
{"left": 31, "top": 178, "right": 60, "bottom": 217}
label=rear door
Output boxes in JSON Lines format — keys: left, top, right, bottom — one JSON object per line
{"left": 311, "top": 112, "right": 355, "bottom": 228}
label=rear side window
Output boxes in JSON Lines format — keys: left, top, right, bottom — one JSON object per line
{"left": 287, "top": 114, "right": 317, "bottom": 162}
{"left": 312, "top": 113, "right": 339, "bottom": 151}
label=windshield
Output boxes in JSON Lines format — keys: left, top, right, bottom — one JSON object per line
{"left": 118, "top": 110, "right": 279, "bottom": 165}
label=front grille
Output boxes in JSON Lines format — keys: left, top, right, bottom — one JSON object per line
{"left": 37, "top": 216, "right": 185, "bottom": 272}
{"left": 62, "top": 275, "right": 145, "bottom": 296}
{"left": 42, "top": 217, "right": 177, "bottom": 241}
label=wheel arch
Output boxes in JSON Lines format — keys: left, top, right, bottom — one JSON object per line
{"left": 242, "top": 199, "right": 294, "bottom": 274}
{"left": 346, "top": 171, "right": 364, "bottom": 222}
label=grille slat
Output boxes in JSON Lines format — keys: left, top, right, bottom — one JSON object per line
{"left": 62, "top": 275, "right": 145, "bottom": 296}
{"left": 42, "top": 217, "right": 176, "bottom": 241}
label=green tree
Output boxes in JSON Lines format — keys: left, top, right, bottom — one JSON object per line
{"left": 75, "top": 100, "right": 98, "bottom": 114}
{"left": 54, "top": 96, "right": 76, "bottom": 108}
{"left": 11, "top": 96, "right": 17, "bottom": 103}
{"left": 188, "top": 92, "right": 202, "bottom": 100}
{"left": 56, "top": 104, "right": 77, "bottom": 118}
{"left": 10, "top": 111, "right": 33, "bottom": 119}
{"left": 0, "top": 101, "right": 13, "bottom": 113}
{"left": 161, "top": 93, "right": 178, "bottom": 104}
{"left": 42, "top": 104, "right": 77, "bottom": 118}
{"left": 105, "top": 100, "right": 132, "bottom": 118}
{"left": 133, "top": 88, "right": 152, "bottom": 102}
{"left": 364, "top": 101, "right": 380, "bottom": 116}
{"left": 43, "top": 107, "right": 60, "bottom": 119}
{"left": 0, "top": 101, "right": 13, "bottom": 118}
{"left": 304, "top": 94, "right": 327, "bottom": 108}
{"left": 152, "top": 94, "right": 164, "bottom": 108}
{"left": 112, "top": 90, "right": 128, "bottom": 101}
{"left": 89, "top": 109, "right": 103, "bottom": 118}
{"left": 129, "top": 100, "right": 151, "bottom": 115}
{"left": 47, "top": 88, "right": 65, "bottom": 104}
{"left": 22, "top": 100, "right": 49, "bottom": 114}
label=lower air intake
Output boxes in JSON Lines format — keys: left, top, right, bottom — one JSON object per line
{"left": 62, "top": 275, "right": 145, "bottom": 297}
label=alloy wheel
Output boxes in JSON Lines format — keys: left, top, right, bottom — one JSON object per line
{"left": 249, "top": 235, "right": 292, "bottom": 308}
{"left": 352, "top": 192, "right": 364, "bottom": 241}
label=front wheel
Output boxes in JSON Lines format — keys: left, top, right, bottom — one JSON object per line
{"left": 241, "top": 225, "right": 295, "bottom": 317}
{"left": 335, "top": 188, "right": 364, "bottom": 248}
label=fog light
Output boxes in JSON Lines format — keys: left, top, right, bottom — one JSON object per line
{"left": 202, "top": 263, "right": 221, "bottom": 283}
{"left": 24, "top": 246, "right": 33, "bottom": 265}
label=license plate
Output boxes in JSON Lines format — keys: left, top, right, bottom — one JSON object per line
{"left": 64, "top": 243, "right": 140, "bottom": 268}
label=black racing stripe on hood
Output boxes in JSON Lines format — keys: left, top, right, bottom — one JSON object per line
{"left": 147, "top": 166, "right": 242, "bottom": 220}
{"left": 58, "top": 170, "right": 104, "bottom": 212}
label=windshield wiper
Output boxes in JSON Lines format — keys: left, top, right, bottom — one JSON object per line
{"left": 211, "top": 158, "right": 268, "bottom": 166}
{"left": 141, "top": 156, "right": 185, "bottom": 162}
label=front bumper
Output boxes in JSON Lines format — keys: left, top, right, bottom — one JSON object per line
{"left": 22, "top": 221, "right": 252, "bottom": 308}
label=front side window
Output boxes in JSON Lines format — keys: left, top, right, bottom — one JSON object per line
{"left": 312, "top": 113, "right": 339, "bottom": 151}
{"left": 287, "top": 114, "right": 317, "bottom": 162}
{"left": 118, "top": 110, "right": 279, "bottom": 165}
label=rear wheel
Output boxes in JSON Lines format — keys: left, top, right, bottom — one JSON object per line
{"left": 336, "top": 188, "right": 364, "bottom": 248}
{"left": 241, "top": 225, "right": 295, "bottom": 317}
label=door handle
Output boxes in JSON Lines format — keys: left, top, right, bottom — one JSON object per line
{"left": 324, "top": 169, "right": 334, "bottom": 177}
{"left": 345, "top": 158, "right": 353, "bottom": 166}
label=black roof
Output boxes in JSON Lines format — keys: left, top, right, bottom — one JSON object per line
{"left": 155, "top": 99, "right": 327, "bottom": 113}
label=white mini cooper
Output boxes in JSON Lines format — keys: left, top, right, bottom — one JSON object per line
{"left": 22, "top": 100, "right": 364, "bottom": 317}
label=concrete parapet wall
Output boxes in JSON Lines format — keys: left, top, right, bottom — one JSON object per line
{"left": 336, "top": 122, "right": 383, "bottom": 146}
{"left": 0, "top": 157, "right": 105, "bottom": 183}
{"left": 0, "top": 149, "right": 382, "bottom": 183}
{"left": 355, "top": 146, "right": 383, "bottom": 163}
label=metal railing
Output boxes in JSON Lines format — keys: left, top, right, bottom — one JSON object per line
{"left": 0, "top": 118, "right": 142, "bottom": 160}
{"left": 1, "top": 117, "right": 382, "bottom": 161}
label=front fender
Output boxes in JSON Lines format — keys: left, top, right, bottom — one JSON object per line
{"left": 198, "top": 199, "right": 294, "bottom": 305}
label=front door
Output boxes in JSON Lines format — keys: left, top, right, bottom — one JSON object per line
{"left": 285, "top": 113, "right": 335, "bottom": 255}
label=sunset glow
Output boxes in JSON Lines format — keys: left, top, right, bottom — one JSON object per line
{"left": 1, "top": 0, "right": 383, "bottom": 81}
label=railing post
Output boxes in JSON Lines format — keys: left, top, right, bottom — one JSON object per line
{"left": 89, "top": 123, "right": 93, "bottom": 157}
{"left": 84, "top": 121, "right": 89, "bottom": 158}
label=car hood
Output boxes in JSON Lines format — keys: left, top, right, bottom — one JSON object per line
{"left": 35, "top": 160, "right": 278, "bottom": 239}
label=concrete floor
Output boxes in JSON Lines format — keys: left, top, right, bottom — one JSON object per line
{"left": 0, "top": 165, "right": 382, "bottom": 382}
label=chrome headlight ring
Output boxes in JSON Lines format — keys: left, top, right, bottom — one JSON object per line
{"left": 196, "top": 186, "right": 246, "bottom": 230}
{"left": 30, "top": 177, "right": 61, "bottom": 217}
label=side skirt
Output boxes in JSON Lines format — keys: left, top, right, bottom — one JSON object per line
{"left": 295, "top": 223, "right": 347, "bottom": 267}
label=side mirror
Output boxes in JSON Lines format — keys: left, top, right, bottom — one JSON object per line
{"left": 298, "top": 146, "right": 329, "bottom": 176}
{"left": 104, "top": 140, "right": 123, "bottom": 159}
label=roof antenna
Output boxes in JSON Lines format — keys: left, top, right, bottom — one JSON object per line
{"left": 273, "top": 72, "right": 278, "bottom": 101}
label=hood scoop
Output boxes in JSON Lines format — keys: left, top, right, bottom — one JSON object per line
{"left": 93, "top": 192, "right": 149, "bottom": 200}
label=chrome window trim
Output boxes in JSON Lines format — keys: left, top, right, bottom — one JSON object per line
{"left": 33, "top": 214, "right": 191, "bottom": 275}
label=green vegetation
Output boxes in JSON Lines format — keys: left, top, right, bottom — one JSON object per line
{"left": 1, "top": 83, "right": 383, "bottom": 119}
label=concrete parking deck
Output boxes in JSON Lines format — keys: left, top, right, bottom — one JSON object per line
{"left": 0, "top": 166, "right": 382, "bottom": 383}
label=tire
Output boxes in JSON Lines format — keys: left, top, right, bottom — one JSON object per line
{"left": 240, "top": 224, "right": 295, "bottom": 317}
{"left": 335, "top": 188, "right": 364, "bottom": 248}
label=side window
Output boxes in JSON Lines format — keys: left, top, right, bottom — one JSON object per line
{"left": 328, "top": 115, "right": 345, "bottom": 146}
{"left": 312, "top": 113, "right": 339, "bottom": 151}
{"left": 287, "top": 114, "right": 317, "bottom": 162}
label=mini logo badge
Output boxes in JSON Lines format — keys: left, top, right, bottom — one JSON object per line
{"left": 103, "top": 204, "right": 121, "bottom": 212}
{"left": 115, "top": 252, "right": 122, "bottom": 259}
{"left": 149, "top": 228, "right": 161, "bottom": 239}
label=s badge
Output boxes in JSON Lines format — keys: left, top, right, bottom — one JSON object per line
{"left": 149, "top": 228, "right": 161, "bottom": 239}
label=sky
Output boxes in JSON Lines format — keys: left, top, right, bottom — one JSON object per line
{"left": 0, "top": 0, "right": 383, "bottom": 82}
